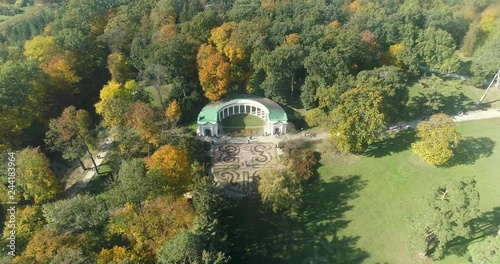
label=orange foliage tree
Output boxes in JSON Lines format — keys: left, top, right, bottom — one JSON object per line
{"left": 197, "top": 44, "right": 231, "bottom": 101}
{"left": 107, "top": 198, "right": 195, "bottom": 262}
{"left": 126, "top": 101, "right": 160, "bottom": 146}
{"left": 13, "top": 230, "right": 92, "bottom": 264}
{"left": 146, "top": 145, "right": 192, "bottom": 189}
{"left": 165, "top": 99, "right": 181, "bottom": 127}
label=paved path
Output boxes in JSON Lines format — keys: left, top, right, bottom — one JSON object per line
{"left": 451, "top": 108, "right": 500, "bottom": 122}
{"left": 70, "top": 136, "right": 114, "bottom": 194}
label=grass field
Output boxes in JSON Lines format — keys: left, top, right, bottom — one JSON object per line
{"left": 226, "top": 118, "right": 500, "bottom": 263}
{"left": 406, "top": 77, "right": 500, "bottom": 120}
{"left": 317, "top": 118, "right": 500, "bottom": 263}
{"left": 144, "top": 84, "right": 172, "bottom": 108}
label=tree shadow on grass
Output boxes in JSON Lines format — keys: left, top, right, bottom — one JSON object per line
{"left": 362, "top": 130, "right": 416, "bottom": 158}
{"left": 441, "top": 137, "right": 496, "bottom": 167}
{"left": 444, "top": 207, "right": 500, "bottom": 257}
{"left": 224, "top": 175, "right": 369, "bottom": 264}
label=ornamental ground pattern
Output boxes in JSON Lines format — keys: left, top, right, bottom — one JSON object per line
{"left": 212, "top": 143, "right": 276, "bottom": 197}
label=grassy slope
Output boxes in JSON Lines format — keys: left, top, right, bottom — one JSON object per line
{"left": 318, "top": 118, "right": 500, "bottom": 263}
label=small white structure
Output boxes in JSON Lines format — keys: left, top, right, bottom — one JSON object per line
{"left": 197, "top": 95, "right": 288, "bottom": 137}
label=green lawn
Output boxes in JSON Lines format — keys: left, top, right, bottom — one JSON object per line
{"left": 406, "top": 77, "right": 500, "bottom": 121}
{"left": 317, "top": 118, "right": 500, "bottom": 263}
{"left": 221, "top": 114, "right": 265, "bottom": 127}
{"left": 226, "top": 118, "right": 500, "bottom": 263}
{"left": 144, "top": 84, "right": 172, "bottom": 108}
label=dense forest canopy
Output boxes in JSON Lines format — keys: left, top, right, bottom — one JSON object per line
{"left": 0, "top": 0, "right": 499, "bottom": 150}
{"left": 1, "top": 0, "right": 500, "bottom": 263}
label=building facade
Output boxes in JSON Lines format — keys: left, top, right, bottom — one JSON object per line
{"left": 197, "top": 95, "right": 288, "bottom": 137}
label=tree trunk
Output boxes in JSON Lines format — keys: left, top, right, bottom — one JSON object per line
{"left": 77, "top": 158, "right": 86, "bottom": 171}
{"left": 86, "top": 148, "right": 100, "bottom": 174}
{"left": 155, "top": 85, "right": 166, "bottom": 113}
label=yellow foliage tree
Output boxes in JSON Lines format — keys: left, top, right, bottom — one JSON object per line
{"left": 41, "top": 55, "right": 81, "bottom": 84}
{"left": 97, "top": 246, "right": 131, "bottom": 264}
{"left": 146, "top": 145, "right": 192, "bottom": 188}
{"left": 479, "top": 5, "right": 500, "bottom": 32}
{"left": 261, "top": 0, "right": 277, "bottom": 11}
{"left": 23, "top": 36, "right": 59, "bottom": 62}
{"left": 24, "top": 35, "right": 81, "bottom": 86}
{"left": 348, "top": 0, "right": 361, "bottom": 13}
{"left": 107, "top": 197, "right": 195, "bottom": 262}
{"left": 284, "top": 33, "right": 300, "bottom": 45}
{"left": 197, "top": 44, "right": 231, "bottom": 101}
{"left": 95, "top": 79, "right": 137, "bottom": 128}
{"left": 13, "top": 229, "right": 91, "bottom": 264}
{"left": 165, "top": 99, "right": 181, "bottom": 127}
{"left": 209, "top": 22, "right": 235, "bottom": 53}
{"left": 381, "top": 43, "right": 404, "bottom": 66}
{"left": 411, "top": 114, "right": 460, "bottom": 166}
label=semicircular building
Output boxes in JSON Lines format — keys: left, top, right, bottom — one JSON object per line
{"left": 197, "top": 95, "right": 288, "bottom": 137}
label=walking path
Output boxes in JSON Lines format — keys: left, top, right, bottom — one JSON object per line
{"left": 452, "top": 108, "right": 500, "bottom": 122}
{"left": 69, "top": 136, "right": 114, "bottom": 195}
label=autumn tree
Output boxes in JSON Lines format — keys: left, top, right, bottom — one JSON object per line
{"left": 108, "top": 197, "right": 195, "bottom": 262}
{"left": 330, "top": 87, "right": 386, "bottom": 153}
{"left": 165, "top": 99, "right": 181, "bottom": 128}
{"left": 95, "top": 79, "right": 137, "bottom": 128}
{"left": 126, "top": 101, "right": 160, "bottom": 146}
{"left": 197, "top": 44, "right": 231, "bottom": 101}
{"left": 2, "top": 205, "right": 45, "bottom": 251}
{"left": 107, "top": 52, "right": 135, "bottom": 84}
{"left": 97, "top": 246, "right": 134, "bottom": 264}
{"left": 258, "top": 166, "right": 303, "bottom": 215}
{"left": 355, "top": 66, "right": 408, "bottom": 123}
{"left": 12, "top": 229, "right": 93, "bottom": 264}
{"left": 45, "top": 106, "right": 98, "bottom": 171}
{"left": 24, "top": 35, "right": 81, "bottom": 86}
{"left": 411, "top": 113, "right": 460, "bottom": 165}
{"left": 413, "top": 178, "right": 480, "bottom": 259}
{"left": 146, "top": 145, "right": 192, "bottom": 190}
{"left": 16, "top": 147, "right": 60, "bottom": 204}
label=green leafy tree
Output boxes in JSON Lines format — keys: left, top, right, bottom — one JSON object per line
{"left": 304, "top": 108, "right": 328, "bottom": 128}
{"left": 355, "top": 66, "right": 408, "bottom": 123}
{"left": 42, "top": 194, "right": 107, "bottom": 232}
{"left": 157, "top": 230, "right": 231, "bottom": 264}
{"left": 416, "top": 27, "right": 460, "bottom": 73}
{"left": 107, "top": 158, "right": 165, "bottom": 207}
{"left": 468, "top": 235, "right": 500, "bottom": 264}
{"left": 157, "top": 231, "right": 204, "bottom": 264}
{"left": 257, "top": 166, "right": 303, "bottom": 215}
{"left": 330, "top": 87, "right": 386, "bottom": 153}
{"left": 411, "top": 113, "right": 460, "bottom": 165}
{"left": 0, "top": 60, "right": 41, "bottom": 148}
{"left": 471, "top": 26, "right": 500, "bottom": 86}
{"left": 418, "top": 178, "right": 480, "bottom": 259}
{"left": 256, "top": 44, "right": 305, "bottom": 104}
{"left": 16, "top": 147, "right": 60, "bottom": 204}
